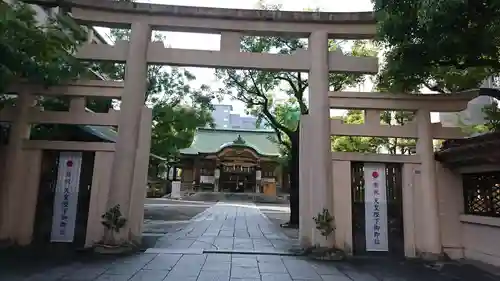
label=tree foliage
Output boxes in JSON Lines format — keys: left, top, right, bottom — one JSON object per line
{"left": 461, "top": 100, "right": 500, "bottom": 135}
{"left": 331, "top": 110, "right": 384, "bottom": 153}
{"left": 0, "top": 2, "right": 87, "bottom": 94}
{"left": 373, "top": 0, "right": 499, "bottom": 93}
{"left": 258, "top": 99, "right": 300, "bottom": 166}
{"left": 0, "top": 2, "right": 91, "bottom": 141}
{"left": 94, "top": 29, "right": 215, "bottom": 179}
{"left": 216, "top": 35, "right": 376, "bottom": 148}
{"left": 0, "top": 3, "right": 213, "bottom": 178}
{"left": 216, "top": 2, "right": 377, "bottom": 225}
{"left": 374, "top": 0, "right": 500, "bottom": 137}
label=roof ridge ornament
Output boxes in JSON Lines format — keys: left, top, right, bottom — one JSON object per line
{"left": 233, "top": 134, "right": 246, "bottom": 145}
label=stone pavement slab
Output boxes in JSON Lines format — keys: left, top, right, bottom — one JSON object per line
{"left": 152, "top": 202, "right": 296, "bottom": 254}
{"left": 5, "top": 252, "right": 498, "bottom": 281}
{"left": 2, "top": 201, "right": 499, "bottom": 281}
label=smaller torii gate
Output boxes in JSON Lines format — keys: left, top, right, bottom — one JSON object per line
{"left": 299, "top": 89, "right": 485, "bottom": 258}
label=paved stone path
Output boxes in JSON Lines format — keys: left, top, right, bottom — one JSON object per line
{"left": 1, "top": 202, "right": 499, "bottom": 281}
{"left": 151, "top": 202, "right": 295, "bottom": 254}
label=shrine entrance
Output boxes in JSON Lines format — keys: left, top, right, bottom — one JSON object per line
{"left": 216, "top": 139, "right": 260, "bottom": 193}
{"left": 219, "top": 164, "right": 257, "bottom": 193}
{"left": 351, "top": 162, "right": 405, "bottom": 256}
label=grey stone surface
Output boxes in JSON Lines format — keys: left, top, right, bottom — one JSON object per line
{"left": 2, "top": 202, "right": 499, "bottom": 281}
{"left": 232, "top": 257, "right": 258, "bottom": 267}
{"left": 309, "top": 262, "right": 347, "bottom": 275}
{"left": 202, "top": 261, "right": 231, "bottom": 271}
{"left": 94, "top": 274, "right": 132, "bottom": 281}
{"left": 164, "top": 276, "right": 197, "bottom": 281}
{"left": 320, "top": 274, "right": 353, "bottom": 281}
{"left": 342, "top": 270, "right": 378, "bottom": 281}
{"left": 144, "top": 253, "right": 181, "bottom": 270}
{"left": 129, "top": 270, "right": 169, "bottom": 281}
{"left": 284, "top": 259, "right": 322, "bottom": 280}
{"left": 197, "top": 270, "right": 230, "bottom": 281}
{"left": 231, "top": 266, "right": 261, "bottom": 279}
{"left": 261, "top": 272, "right": 293, "bottom": 281}
{"left": 258, "top": 261, "right": 288, "bottom": 273}
{"left": 153, "top": 202, "right": 295, "bottom": 255}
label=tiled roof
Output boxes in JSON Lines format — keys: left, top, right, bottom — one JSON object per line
{"left": 179, "top": 127, "right": 280, "bottom": 157}
{"left": 80, "top": 124, "right": 117, "bottom": 142}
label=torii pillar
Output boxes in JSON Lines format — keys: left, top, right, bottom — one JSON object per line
{"left": 107, "top": 22, "right": 151, "bottom": 242}
{"left": 305, "top": 30, "right": 333, "bottom": 246}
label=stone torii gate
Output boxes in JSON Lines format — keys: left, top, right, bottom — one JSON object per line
{"left": 299, "top": 90, "right": 479, "bottom": 258}
{"left": 1, "top": 0, "right": 378, "bottom": 246}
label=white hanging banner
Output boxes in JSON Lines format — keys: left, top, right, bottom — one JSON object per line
{"left": 50, "top": 152, "right": 83, "bottom": 243}
{"left": 364, "top": 163, "right": 389, "bottom": 252}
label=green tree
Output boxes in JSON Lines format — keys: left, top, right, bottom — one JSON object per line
{"left": 378, "top": 110, "right": 416, "bottom": 154}
{"left": 373, "top": 0, "right": 500, "bottom": 137}
{"left": 461, "top": 100, "right": 500, "bottom": 135}
{"left": 0, "top": 3, "right": 213, "bottom": 167}
{"left": 0, "top": 2, "right": 90, "bottom": 140}
{"left": 373, "top": 0, "right": 499, "bottom": 93}
{"left": 94, "top": 29, "right": 215, "bottom": 178}
{"left": 149, "top": 103, "right": 214, "bottom": 179}
{"left": 332, "top": 110, "right": 384, "bottom": 153}
{"left": 216, "top": 2, "right": 377, "bottom": 226}
{"left": 0, "top": 2, "right": 87, "bottom": 95}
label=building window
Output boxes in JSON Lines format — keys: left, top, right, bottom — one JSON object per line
{"left": 463, "top": 172, "right": 500, "bottom": 217}
{"left": 263, "top": 171, "right": 274, "bottom": 178}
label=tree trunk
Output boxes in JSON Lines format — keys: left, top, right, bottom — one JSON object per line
{"left": 288, "top": 129, "right": 300, "bottom": 227}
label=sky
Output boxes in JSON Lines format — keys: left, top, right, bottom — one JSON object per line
{"left": 98, "top": 0, "right": 375, "bottom": 116}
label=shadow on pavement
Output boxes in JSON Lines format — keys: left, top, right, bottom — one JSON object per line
{"left": 338, "top": 257, "right": 500, "bottom": 281}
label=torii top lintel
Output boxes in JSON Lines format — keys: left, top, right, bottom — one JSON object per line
{"left": 28, "top": 0, "right": 375, "bottom": 23}
{"left": 24, "top": 0, "right": 376, "bottom": 39}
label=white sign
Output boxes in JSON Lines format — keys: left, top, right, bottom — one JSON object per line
{"left": 200, "top": 175, "right": 214, "bottom": 184}
{"left": 50, "top": 152, "right": 83, "bottom": 243}
{"left": 364, "top": 163, "right": 389, "bottom": 251}
{"left": 171, "top": 181, "right": 181, "bottom": 199}
{"left": 262, "top": 178, "right": 275, "bottom": 183}
{"left": 255, "top": 170, "right": 262, "bottom": 181}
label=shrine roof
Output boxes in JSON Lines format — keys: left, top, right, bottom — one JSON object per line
{"left": 435, "top": 131, "right": 500, "bottom": 167}
{"left": 179, "top": 127, "right": 280, "bottom": 157}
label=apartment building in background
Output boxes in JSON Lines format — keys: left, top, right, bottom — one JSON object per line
{"left": 211, "top": 104, "right": 261, "bottom": 129}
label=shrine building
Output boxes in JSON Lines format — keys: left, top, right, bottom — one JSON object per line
{"left": 176, "top": 128, "right": 285, "bottom": 196}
